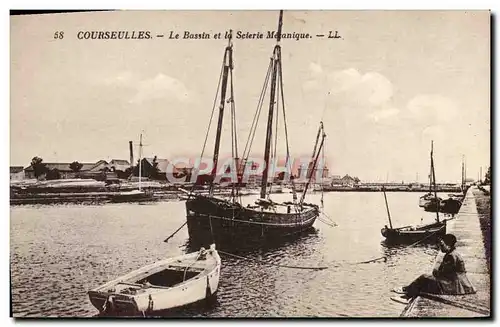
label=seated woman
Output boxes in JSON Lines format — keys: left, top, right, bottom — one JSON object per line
{"left": 392, "top": 234, "right": 476, "bottom": 304}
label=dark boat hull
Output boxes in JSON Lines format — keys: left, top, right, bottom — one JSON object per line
{"left": 381, "top": 221, "right": 447, "bottom": 244}
{"left": 185, "top": 196, "right": 319, "bottom": 245}
{"left": 419, "top": 194, "right": 441, "bottom": 208}
{"left": 423, "top": 198, "right": 462, "bottom": 214}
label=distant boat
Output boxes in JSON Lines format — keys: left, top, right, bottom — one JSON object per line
{"left": 110, "top": 133, "right": 155, "bottom": 203}
{"left": 439, "top": 197, "right": 462, "bottom": 214}
{"left": 88, "top": 244, "right": 221, "bottom": 316}
{"left": 419, "top": 145, "right": 441, "bottom": 208}
{"left": 424, "top": 196, "right": 462, "bottom": 215}
{"left": 421, "top": 146, "right": 462, "bottom": 215}
{"left": 382, "top": 141, "right": 447, "bottom": 244}
{"left": 419, "top": 192, "right": 441, "bottom": 208}
{"left": 109, "top": 189, "right": 155, "bottom": 203}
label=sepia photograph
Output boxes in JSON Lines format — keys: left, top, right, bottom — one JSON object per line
{"left": 9, "top": 8, "right": 491, "bottom": 318}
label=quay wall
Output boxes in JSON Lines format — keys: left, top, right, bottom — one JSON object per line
{"left": 401, "top": 186, "right": 491, "bottom": 318}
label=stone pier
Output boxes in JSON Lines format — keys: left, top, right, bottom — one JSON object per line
{"left": 401, "top": 186, "right": 491, "bottom": 318}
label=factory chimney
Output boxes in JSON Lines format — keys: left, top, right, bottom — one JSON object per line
{"left": 129, "top": 141, "right": 134, "bottom": 167}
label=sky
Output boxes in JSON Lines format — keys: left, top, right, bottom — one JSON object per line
{"left": 10, "top": 10, "right": 490, "bottom": 183}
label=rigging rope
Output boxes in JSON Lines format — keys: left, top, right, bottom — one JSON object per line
{"left": 345, "top": 227, "right": 446, "bottom": 265}
{"left": 276, "top": 57, "right": 296, "bottom": 203}
{"left": 183, "top": 251, "right": 202, "bottom": 282}
{"left": 241, "top": 59, "right": 273, "bottom": 164}
{"left": 320, "top": 132, "right": 326, "bottom": 210}
{"left": 319, "top": 211, "right": 337, "bottom": 226}
{"left": 317, "top": 216, "right": 337, "bottom": 228}
{"left": 269, "top": 62, "right": 281, "bottom": 198}
{"left": 218, "top": 250, "right": 328, "bottom": 270}
{"left": 162, "top": 217, "right": 444, "bottom": 274}
{"left": 219, "top": 226, "right": 442, "bottom": 269}
{"left": 163, "top": 221, "right": 188, "bottom": 243}
{"left": 189, "top": 52, "right": 226, "bottom": 196}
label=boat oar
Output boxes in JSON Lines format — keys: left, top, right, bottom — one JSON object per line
{"left": 163, "top": 221, "right": 188, "bottom": 243}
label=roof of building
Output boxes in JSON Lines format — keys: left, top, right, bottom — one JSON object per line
{"left": 25, "top": 162, "right": 102, "bottom": 172}
{"left": 143, "top": 158, "right": 171, "bottom": 173}
{"left": 88, "top": 160, "right": 108, "bottom": 171}
{"left": 109, "top": 159, "right": 130, "bottom": 165}
{"left": 10, "top": 166, "right": 24, "bottom": 173}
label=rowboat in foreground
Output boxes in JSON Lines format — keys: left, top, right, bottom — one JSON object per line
{"left": 88, "top": 244, "right": 221, "bottom": 315}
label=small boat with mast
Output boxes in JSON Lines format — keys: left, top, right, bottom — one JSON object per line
{"left": 182, "top": 10, "right": 325, "bottom": 246}
{"left": 381, "top": 190, "right": 446, "bottom": 244}
{"left": 111, "top": 133, "right": 155, "bottom": 203}
{"left": 422, "top": 142, "right": 462, "bottom": 214}
{"left": 381, "top": 141, "right": 447, "bottom": 244}
{"left": 419, "top": 141, "right": 441, "bottom": 208}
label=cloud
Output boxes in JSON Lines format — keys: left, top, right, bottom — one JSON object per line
{"left": 327, "top": 68, "right": 362, "bottom": 94}
{"left": 406, "top": 94, "right": 458, "bottom": 123}
{"left": 100, "top": 71, "right": 191, "bottom": 104}
{"left": 309, "top": 62, "right": 323, "bottom": 76}
{"left": 303, "top": 66, "right": 396, "bottom": 123}
{"left": 130, "top": 73, "right": 190, "bottom": 104}
{"left": 104, "top": 71, "right": 133, "bottom": 86}
{"left": 368, "top": 107, "right": 400, "bottom": 122}
{"left": 302, "top": 79, "right": 320, "bottom": 91}
{"left": 361, "top": 72, "right": 393, "bottom": 106}
{"left": 326, "top": 69, "right": 394, "bottom": 108}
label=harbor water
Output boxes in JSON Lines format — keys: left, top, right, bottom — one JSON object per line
{"left": 10, "top": 191, "right": 454, "bottom": 317}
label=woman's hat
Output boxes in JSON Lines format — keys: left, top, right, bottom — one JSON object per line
{"left": 441, "top": 234, "right": 457, "bottom": 247}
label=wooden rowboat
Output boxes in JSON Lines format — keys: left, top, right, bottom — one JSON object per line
{"left": 88, "top": 244, "right": 221, "bottom": 315}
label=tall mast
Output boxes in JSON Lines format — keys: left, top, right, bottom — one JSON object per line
{"left": 260, "top": 10, "right": 283, "bottom": 199}
{"left": 228, "top": 37, "right": 239, "bottom": 202}
{"left": 430, "top": 141, "right": 439, "bottom": 222}
{"left": 139, "top": 133, "right": 143, "bottom": 191}
{"left": 209, "top": 36, "right": 233, "bottom": 196}
{"left": 461, "top": 155, "right": 465, "bottom": 191}
{"left": 383, "top": 187, "right": 393, "bottom": 229}
{"left": 300, "top": 123, "right": 326, "bottom": 204}
{"left": 428, "top": 157, "right": 432, "bottom": 193}
{"left": 463, "top": 156, "right": 468, "bottom": 195}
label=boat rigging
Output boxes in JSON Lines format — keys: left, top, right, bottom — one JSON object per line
{"left": 182, "top": 10, "right": 325, "bottom": 247}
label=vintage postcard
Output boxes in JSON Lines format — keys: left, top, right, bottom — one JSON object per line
{"left": 9, "top": 10, "right": 491, "bottom": 318}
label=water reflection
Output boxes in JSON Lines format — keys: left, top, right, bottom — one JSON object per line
{"left": 184, "top": 226, "right": 320, "bottom": 255}
{"left": 11, "top": 192, "right": 440, "bottom": 317}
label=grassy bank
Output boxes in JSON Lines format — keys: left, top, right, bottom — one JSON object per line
{"left": 472, "top": 187, "right": 491, "bottom": 274}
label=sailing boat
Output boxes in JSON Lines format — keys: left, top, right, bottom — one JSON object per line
{"left": 183, "top": 11, "right": 323, "bottom": 246}
{"left": 381, "top": 141, "right": 447, "bottom": 244}
{"left": 422, "top": 142, "right": 461, "bottom": 214}
{"left": 111, "top": 133, "right": 155, "bottom": 203}
{"left": 419, "top": 142, "right": 441, "bottom": 208}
